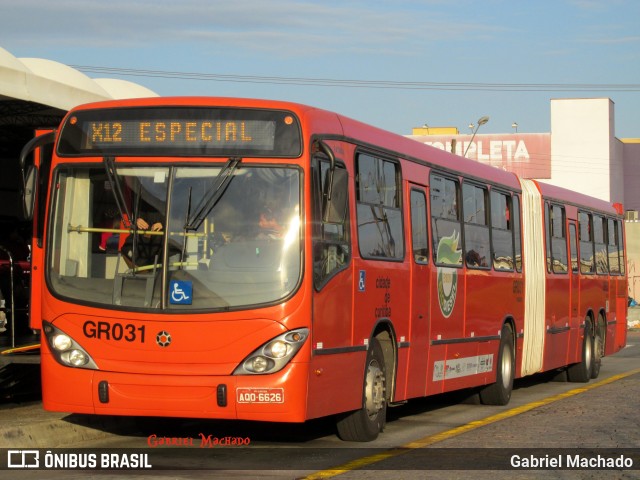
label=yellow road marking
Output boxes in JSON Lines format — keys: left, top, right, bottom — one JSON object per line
{"left": 303, "top": 368, "right": 640, "bottom": 479}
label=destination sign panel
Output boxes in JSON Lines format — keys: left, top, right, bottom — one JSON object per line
{"left": 58, "top": 107, "right": 301, "bottom": 157}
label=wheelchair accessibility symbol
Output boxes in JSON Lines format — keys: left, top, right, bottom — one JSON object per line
{"left": 358, "top": 270, "right": 366, "bottom": 292}
{"left": 170, "top": 280, "right": 192, "bottom": 305}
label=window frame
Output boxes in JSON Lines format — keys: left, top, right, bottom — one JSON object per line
{"left": 578, "top": 210, "right": 595, "bottom": 275}
{"left": 462, "top": 181, "right": 490, "bottom": 270}
{"left": 593, "top": 214, "right": 608, "bottom": 275}
{"left": 409, "top": 187, "right": 429, "bottom": 265}
{"left": 512, "top": 194, "right": 523, "bottom": 273}
{"left": 430, "top": 171, "right": 463, "bottom": 268}
{"left": 312, "top": 156, "right": 351, "bottom": 290}
{"left": 549, "top": 203, "right": 568, "bottom": 274}
{"left": 607, "top": 217, "right": 621, "bottom": 275}
{"left": 355, "top": 151, "right": 404, "bottom": 261}
{"left": 490, "top": 188, "right": 515, "bottom": 272}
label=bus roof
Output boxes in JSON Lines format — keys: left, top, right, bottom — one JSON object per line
{"left": 65, "top": 96, "right": 617, "bottom": 214}
{"left": 532, "top": 180, "right": 619, "bottom": 216}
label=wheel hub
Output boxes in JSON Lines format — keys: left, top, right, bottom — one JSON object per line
{"left": 365, "top": 360, "right": 385, "bottom": 418}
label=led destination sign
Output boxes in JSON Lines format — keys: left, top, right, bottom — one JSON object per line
{"left": 89, "top": 119, "right": 274, "bottom": 148}
{"left": 58, "top": 107, "right": 302, "bottom": 157}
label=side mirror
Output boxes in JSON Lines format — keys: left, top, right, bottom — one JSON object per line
{"left": 23, "top": 165, "right": 38, "bottom": 220}
{"left": 323, "top": 167, "right": 348, "bottom": 224}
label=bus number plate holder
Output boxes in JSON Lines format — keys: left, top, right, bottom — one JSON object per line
{"left": 236, "top": 388, "right": 284, "bottom": 404}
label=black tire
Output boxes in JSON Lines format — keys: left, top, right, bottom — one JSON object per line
{"left": 480, "top": 323, "right": 515, "bottom": 406}
{"left": 567, "top": 319, "right": 593, "bottom": 383}
{"left": 591, "top": 315, "right": 605, "bottom": 379}
{"left": 336, "top": 338, "right": 387, "bottom": 442}
{"left": 551, "top": 368, "right": 568, "bottom": 382}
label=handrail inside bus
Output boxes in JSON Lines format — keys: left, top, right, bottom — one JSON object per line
{"left": 67, "top": 225, "right": 205, "bottom": 237}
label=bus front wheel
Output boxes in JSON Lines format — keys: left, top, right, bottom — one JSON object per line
{"left": 336, "top": 338, "right": 387, "bottom": 442}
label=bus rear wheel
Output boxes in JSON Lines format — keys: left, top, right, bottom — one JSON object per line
{"left": 336, "top": 338, "right": 387, "bottom": 442}
{"left": 591, "top": 314, "right": 605, "bottom": 379}
{"left": 567, "top": 319, "right": 593, "bottom": 383}
{"left": 480, "top": 323, "right": 515, "bottom": 406}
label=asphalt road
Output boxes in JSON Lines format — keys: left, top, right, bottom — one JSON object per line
{"left": 2, "top": 331, "right": 639, "bottom": 479}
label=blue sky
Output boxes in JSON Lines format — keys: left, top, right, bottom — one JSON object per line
{"left": 2, "top": 0, "right": 639, "bottom": 137}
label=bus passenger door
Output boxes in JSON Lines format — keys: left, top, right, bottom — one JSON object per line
{"left": 404, "top": 185, "right": 431, "bottom": 399}
{"left": 307, "top": 154, "right": 357, "bottom": 419}
{"left": 25, "top": 129, "right": 55, "bottom": 333}
{"left": 568, "top": 221, "right": 581, "bottom": 361}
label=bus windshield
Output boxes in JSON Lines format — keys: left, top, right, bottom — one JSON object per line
{"left": 48, "top": 163, "right": 301, "bottom": 311}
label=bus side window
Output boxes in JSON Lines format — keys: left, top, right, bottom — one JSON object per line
{"left": 463, "top": 182, "right": 489, "bottom": 269}
{"left": 430, "top": 173, "right": 462, "bottom": 267}
{"left": 617, "top": 220, "right": 625, "bottom": 275}
{"left": 579, "top": 211, "right": 594, "bottom": 274}
{"left": 550, "top": 204, "right": 567, "bottom": 274}
{"left": 490, "top": 190, "right": 514, "bottom": 271}
{"left": 513, "top": 194, "right": 522, "bottom": 272}
{"left": 356, "top": 153, "right": 403, "bottom": 260}
{"left": 593, "top": 215, "right": 607, "bottom": 274}
{"left": 312, "top": 158, "right": 351, "bottom": 289}
{"left": 569, "top": 224, "right": 579, "bottom": 273}
{"left": 545, "top": 203, "right": 552, "bottom": 272}
{"left": 608, "top": 218, "right": 620, "bottom": 275}
{"left": 410, "top": 189, "right": 429, "bottom": 264}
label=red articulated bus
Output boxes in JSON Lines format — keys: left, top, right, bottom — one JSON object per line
{"left": 21, "top": 97, "right": 627, "bottom": 441}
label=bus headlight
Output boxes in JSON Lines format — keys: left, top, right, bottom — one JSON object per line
{"left": 52, "top": 334, "right": 72, "bottom": 352}
{"left": 233, "top": 328, "right": 308, "bottom": 375}
{"left": 65, "top": 349, "right": 89, "bottom": 367}
{"left": 43, "top": 321, "right": 98, "bottom": 370}
{"left": 266, "top": 340, "right": 289, "bottom": 359}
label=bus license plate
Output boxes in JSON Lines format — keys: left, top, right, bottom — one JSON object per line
{"left": 236, "top": 388, "right": 284, "bottom": 404}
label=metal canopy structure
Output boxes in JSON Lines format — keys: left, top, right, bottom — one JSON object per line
{"left": 0, "top": 46, "right": 157, "bottom": 111}
{"left": 0, "top": 46, "right": 158, "bottom": 154}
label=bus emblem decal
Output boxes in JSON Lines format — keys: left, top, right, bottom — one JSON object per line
{"left": 156, "top": 331, "right": 172, "bottom": 347}
{"left": 436, "top": 231, "right": 462, "bottom": 318}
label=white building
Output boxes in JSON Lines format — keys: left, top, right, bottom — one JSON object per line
{"left": 408, "top": 97, "right": 640, "bottom": 302}
{"left": 407, "top": 97, "right": 640, "bottom": 216}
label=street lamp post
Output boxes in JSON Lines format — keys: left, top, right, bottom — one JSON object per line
{"left": 464, "top": 115, "right": 489, "bottom": 157}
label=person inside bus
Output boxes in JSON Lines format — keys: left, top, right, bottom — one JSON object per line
{"left": 256, "top": 207, "right": 285, "bottom": 239}
{"left": 465, "top": 249, "right": 485, "bottom": 267}
{"left": 121, "top": 206, "right": 164, "bottom": 268}
{"left": 98, "top": 207, "right": 121, "bottom": 253}
{"left": 235, "top": 201, "right": 286, "bottom": 241}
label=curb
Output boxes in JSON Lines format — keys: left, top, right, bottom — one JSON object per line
{"left": 0, "top": 411, "right": 137, "bottom": 448}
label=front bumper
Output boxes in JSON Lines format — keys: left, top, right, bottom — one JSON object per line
{"left": 41, "top": 352, "right": 309, "bottom": 423}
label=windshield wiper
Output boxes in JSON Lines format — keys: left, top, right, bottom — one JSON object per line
{"left": 185, "top": 157, "right": 241, "bottom": 231}
{"left": 103, "top": 156, "right": 132, "bottom": 228}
